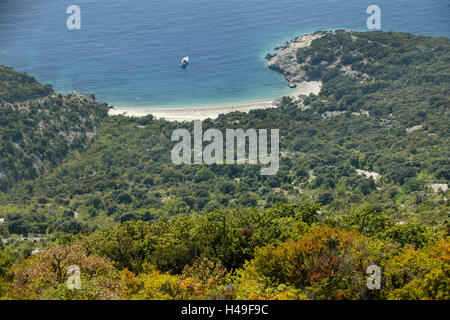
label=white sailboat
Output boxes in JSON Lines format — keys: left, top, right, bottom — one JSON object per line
{"left": 180, "top": 47, "right": 189, "bottom": 68}
{"left": 180, "top": 55, "right": 189, "bottom": 68}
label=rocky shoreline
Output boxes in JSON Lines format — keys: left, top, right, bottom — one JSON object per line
{"left": 266, "top": 31, "right": 331, "bottom": 88}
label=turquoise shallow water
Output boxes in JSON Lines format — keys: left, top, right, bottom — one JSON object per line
{"left": 0, "top": 0, "right": 449, "bottom": 108}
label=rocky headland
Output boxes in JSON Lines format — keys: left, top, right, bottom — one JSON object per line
{"left": 266, "top": 31, "right": 331, "bottom": 88}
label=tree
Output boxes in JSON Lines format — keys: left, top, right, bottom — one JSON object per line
{"left": 11, "top": 244, "right": 120, "bottom": 300}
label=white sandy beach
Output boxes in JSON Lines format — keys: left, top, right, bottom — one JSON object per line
{"left": 108, "top": 81, "right": 321, "bottom": 122}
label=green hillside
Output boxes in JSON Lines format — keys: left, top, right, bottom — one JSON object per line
{"left": 0, "top": 66, "right": 109, "bottom": 192}
{"left": 2, "top": 31, "right": 448, "bottom": 232}
{"left": 0, "top": 31, "right": 448, "bottom": 300}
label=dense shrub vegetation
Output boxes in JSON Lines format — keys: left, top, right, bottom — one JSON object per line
{"left": 0, "top": 31, "right": 448, "bottom": 299}
{"left": 0, "top": 66, "right": 109, "bottom": 191}
{"left": 1, "top": 204, "right": 448, "bottom": 300}
{"left": 0, "top": 66, "right": 52, "bottom": 103}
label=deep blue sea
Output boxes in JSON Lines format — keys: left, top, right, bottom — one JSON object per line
{"left": 0, "top": 0, "right": 448, "bottom": 108}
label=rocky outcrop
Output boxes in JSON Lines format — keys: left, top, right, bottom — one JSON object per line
{"left": 266, "top": 31, "right": 330, "bottom": 88}
{"left": 68, "top": 91, "right": 97, "bottom": 103}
